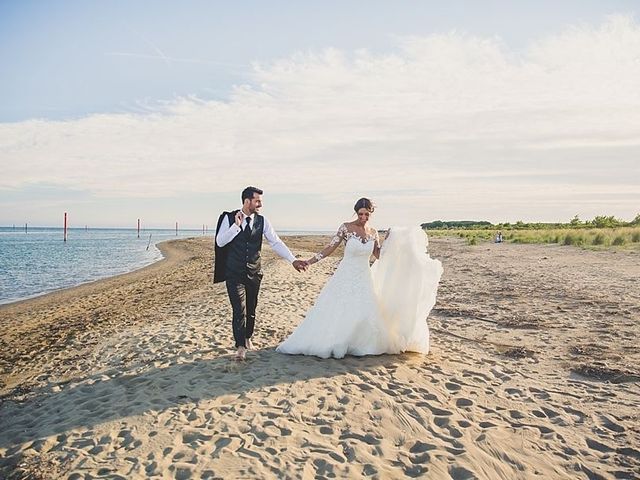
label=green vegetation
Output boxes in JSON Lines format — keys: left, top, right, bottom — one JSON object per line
{"left": 425, "top": 214, "right": 640, "bottom": 249}
{"left": 422, "top": 220, "right": 492, "bottom": 229}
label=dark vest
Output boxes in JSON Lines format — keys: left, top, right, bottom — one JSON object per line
{"left": 214, "top": 210, "right": 264, "bottom": 282}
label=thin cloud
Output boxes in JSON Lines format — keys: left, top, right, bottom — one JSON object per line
{"left": 108, "top": 25, "right": 251, "bottom": 70}
{"left": 1, "top": 14, "right": 639, "bottom": 224}
{"left": 125, "top": 25, "right": 172, "bottom": 66}
{"left": 104, "top": 52, "right": 250, "bottom": 69}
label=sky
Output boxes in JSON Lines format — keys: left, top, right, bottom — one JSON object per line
{"left": 1, "top": 1, "right": 639, "bottom": 230}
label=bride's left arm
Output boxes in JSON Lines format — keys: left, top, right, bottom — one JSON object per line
{"left": 307, "top": 224, "right": 347, "bottom": 265}
{"left": 372, "top": 230, "right": 382, "bottom": 260}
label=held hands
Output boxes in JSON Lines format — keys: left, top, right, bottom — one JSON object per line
{"left": 292, "top": 260, "right": 309, "bottom": 272}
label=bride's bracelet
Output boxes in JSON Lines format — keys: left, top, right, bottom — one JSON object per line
{"left": 312, "top": 252, "right": 324, "bottom": 263}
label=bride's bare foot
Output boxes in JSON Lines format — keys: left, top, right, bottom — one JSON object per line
{"left": 235, "top": 347, "right": 246, "bottom": 361}
{"left": 245, "top": 338, "right": 254, "bottom": 350}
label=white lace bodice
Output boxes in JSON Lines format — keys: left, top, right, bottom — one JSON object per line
{"left": 313, "top": 223, "right": 380, "bottom": 262}
{"left": 337, "top": 223, "right": 379, "bottom": 245}
{"left": 343, "top": 233, "right": 377, "bottom": 261}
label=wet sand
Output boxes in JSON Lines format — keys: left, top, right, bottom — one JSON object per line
{"left": 1, "top": 235, "right": 638, "bottom": 479}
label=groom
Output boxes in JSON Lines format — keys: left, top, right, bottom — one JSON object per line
{"left": 215, "top": 186, "right": 308, "bottom": 361}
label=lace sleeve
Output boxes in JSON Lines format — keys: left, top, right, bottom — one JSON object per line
{"left": 312, "top": 224, "right": 347, "bottom": 263}
{"left": 371, "top": 229, "right": 382, "bottom": 260}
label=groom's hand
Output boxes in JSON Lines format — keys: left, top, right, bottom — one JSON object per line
{"left": 292, "top": 260, "right": 308, "bottom": 272}
{"left": 234, "top": 211, "right": 243, "bottom": 227}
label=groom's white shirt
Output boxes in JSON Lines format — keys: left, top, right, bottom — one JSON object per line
{"left": 216, "top": 211, "right": 296, "bottom": 263}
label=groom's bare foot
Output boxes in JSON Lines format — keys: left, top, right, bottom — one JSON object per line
{"left": 245, "top": 338, "right": 255, "bottom": 350}
{"left": 235, "top": 347, "right": 246, "bottom": 361}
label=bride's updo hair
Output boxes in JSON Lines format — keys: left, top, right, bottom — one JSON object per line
{"left": 354, "top": 197, "right": 375, "bottom": 213}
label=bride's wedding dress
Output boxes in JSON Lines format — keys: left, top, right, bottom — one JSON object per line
{"left": 276, "top": 225, "right": 443, "bottom": 359}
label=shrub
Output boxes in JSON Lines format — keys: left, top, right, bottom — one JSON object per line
{"left": 592, "top": 233, "right": 605, "bottom": 245}
{"left": 612, "top": 235, "right": 626, "bottom": 246}
{"left": 468, "top": 236, "right": 477, "bottom": 245}
{"left": 591, "top": 215, "right": 623, "bottom": 228}
{"left": 564, "top": 233, "right": 585, "bottom": 246}
{"left": 632, "top": 232, "right": 640, "bottom": 243}
{"left": 564, "top": 233, "right": 576, "bottom": 245}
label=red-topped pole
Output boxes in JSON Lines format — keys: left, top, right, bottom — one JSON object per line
{"left": 64, "top": 212, "right": 68, "bottom": 242}
{"left": 137, "top": 219, "right": 140, "bottom": 238}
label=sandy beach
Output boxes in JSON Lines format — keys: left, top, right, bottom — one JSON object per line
{"left": 1, "top": 235, "right": 639, "bottom": 479}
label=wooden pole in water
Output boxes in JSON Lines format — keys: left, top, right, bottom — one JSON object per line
{"left": 25, "top": 223, "right": 27, "bottom": 233}
{"left": 64, "top": 212, "right": 68, "bottom": 242}
{"left": 202, "top": 224, "right": 205, "bottom": 235}
{"left": 137, "top": 219, "right": 140, "bottom": 238}
{"left": 175, "top": 222, "right": 178, "bottom": 236}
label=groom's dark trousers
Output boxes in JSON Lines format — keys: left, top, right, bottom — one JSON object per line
{"left": 215, "top": 211, "right": 265, "bottom": 348}
{"left": 226, "top": 274, "right": 262, "bottom": 348}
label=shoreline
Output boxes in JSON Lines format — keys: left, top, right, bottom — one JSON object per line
{"left": 0, "top": 237, "right": 220, "bottom": 399}
{"left": 0, "top": 238, "right": 195, "bottom": 313}
{"left": 0, "top": 233, "right": 332, "bottom": 310}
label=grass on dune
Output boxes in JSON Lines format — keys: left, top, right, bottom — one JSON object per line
{"left": 428, "top": 226, "right": 640, "bottom": 250}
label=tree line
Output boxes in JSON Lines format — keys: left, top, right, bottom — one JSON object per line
{"left": 422, "top": 214, "right": 640, "bottom": 230}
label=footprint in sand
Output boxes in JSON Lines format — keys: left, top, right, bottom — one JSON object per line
{"left": 319, "top": 426, "right": 334, "bottom": 435}
{"left": 598, "top": 414, "right": 626, "bottom": 432}
{"left": 449, "top": 465, "right": 476, "bottom": 480}
{"left": 445, "top": 382, "right": 462, "bottom": 392}
{"left": 362, "top": 464, "right": 378, "bottom": 476}
{"left": 312, "top": 458, "right": 336, "bottom": 478}
{"left": 585, "top": 437, "right": 615, "bottom": 453}
{"left": 509, "top": 410, "right": 526, "bottom": 419}
{"left": 403, "top": 464, "right": 428, "bottom": 477}
{"left": 424, "top": 402, "right": 453, "bottom": 417}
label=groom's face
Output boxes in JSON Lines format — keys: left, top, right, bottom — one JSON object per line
{"left": 245, "top": 193, "right": 263, "bottom": 214}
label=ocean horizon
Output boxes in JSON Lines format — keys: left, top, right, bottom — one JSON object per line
{"left": 0, "top": 227, "right": 332, "bottom": 305}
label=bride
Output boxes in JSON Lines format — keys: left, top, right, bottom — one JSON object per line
{"left": 276, "top": 198, "right": 443, "bottom": 359}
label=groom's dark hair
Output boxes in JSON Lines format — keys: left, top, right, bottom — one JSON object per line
{"left": 242, "top": 186, "right": 263, "bottom": 202}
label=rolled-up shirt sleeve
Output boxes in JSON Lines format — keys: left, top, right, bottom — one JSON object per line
{"left": 263, "top": 217, "right": 296, "bottom": 263}
{"left": 216, "top": 215, "right": 242, "bottom": 247}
